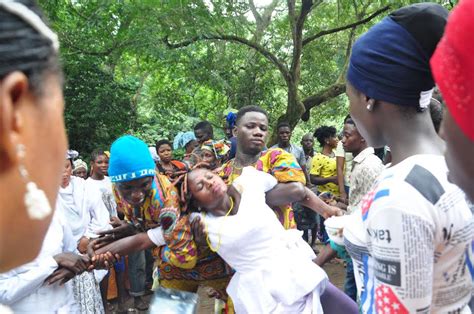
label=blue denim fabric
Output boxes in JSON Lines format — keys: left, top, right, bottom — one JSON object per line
{"left": 128, "top": 250, "right": 146, "bottom": 296}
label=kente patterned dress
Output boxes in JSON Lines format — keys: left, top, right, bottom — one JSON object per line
{"left": 113, "top": 171, "right": 232, "bottom": 291}
{"left": 219, "top": 148, "right": 306, "bottom": 230}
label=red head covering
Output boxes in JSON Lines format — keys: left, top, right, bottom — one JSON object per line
{"left": 431, "top": 0, "right": 474, "bottom": 141}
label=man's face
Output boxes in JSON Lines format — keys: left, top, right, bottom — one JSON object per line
{"left": 301, "top": 134, "right": 314, "bottom": 151}
{"left": 235, "top": 112, "right": 268, "bottom": 155}
{"left": 342, "top": 123, "right": 362, "bottom": 153}
{"left": 92, "top": 154, "right": 109, "bottom": 176}
{"left": 194, "top": 129, "right": 211, "bottom": 144}
{"left": 115, "top": 177, "right": 154, "bottom": 207}
{"left": 277, "top": 126, "right": 291, "bottom": 146}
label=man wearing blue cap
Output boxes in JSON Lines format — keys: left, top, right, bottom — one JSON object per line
{"left": 89, "top": 135, "right": 231, "bottom": 309}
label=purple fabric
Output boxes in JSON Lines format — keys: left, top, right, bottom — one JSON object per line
{"left": 321, "top": 282, "right": 358, "bottom": 313}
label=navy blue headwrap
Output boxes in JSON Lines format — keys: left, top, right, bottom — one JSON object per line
{"left": 347, "top": 3, "right": 448, "bottom": 109}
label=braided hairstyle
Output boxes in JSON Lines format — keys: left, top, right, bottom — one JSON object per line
{"left": 0, "top": 0, "right": 62, "bottom": 95}
{"left": 169, "top": 162, "right": 213, "bottom": 214}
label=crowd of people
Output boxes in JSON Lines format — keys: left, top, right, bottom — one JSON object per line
{"left": 0, "top": 0, "right": 473, "bottom": 313}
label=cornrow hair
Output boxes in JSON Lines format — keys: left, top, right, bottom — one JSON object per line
{"left": 0, "top": 0, "right": 62, "bottom": 95}
{"left": 169, "top": 161, "right": 213, "bottom": 214}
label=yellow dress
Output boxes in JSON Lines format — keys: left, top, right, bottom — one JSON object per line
{"left": 310, "top": 152, "right": 340, "bottom": 197}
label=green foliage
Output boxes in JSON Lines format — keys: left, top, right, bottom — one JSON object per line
{"left": 62, "top": 55, "right": 134, "bottom": 154}
{"left": 38, "top": 0, "right": 454, "bottom": 157}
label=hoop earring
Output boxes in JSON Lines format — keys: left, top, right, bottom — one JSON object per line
{"left": 17, "top": 144, "right": 52, "bottom": 220}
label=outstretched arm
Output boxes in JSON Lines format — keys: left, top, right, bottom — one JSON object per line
{"left": 265, "top": 182, "right": 341, "bottom": 218}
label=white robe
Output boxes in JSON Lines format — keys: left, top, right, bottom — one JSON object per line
{"left": 0, "top": 210, "right": 78, "bottom": 313}
{"left": 191, "top": 167, "right": 328, "bottom": 314}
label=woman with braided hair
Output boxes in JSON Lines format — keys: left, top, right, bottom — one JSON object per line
{"left": 188, "top": 166, "right": 358, "bottom": 313}
{"left": 0, "top": 0, "right": 68, "bottom": 272}
{"left": 155, "top": 139, "right": 188, "bottom": 181}
{"left": 88, "top": 135, "right": 233, "bottom": 309}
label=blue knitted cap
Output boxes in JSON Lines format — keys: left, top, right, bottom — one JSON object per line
{"left": 109, "top": 135, "right": 156, "bottom": 183}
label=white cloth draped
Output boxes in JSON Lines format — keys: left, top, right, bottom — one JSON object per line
{"left": 0, "top": 211, "right": 78, "bottom": 313}
{"left": 192, "top": 167, "right": 328, "bottom": 313}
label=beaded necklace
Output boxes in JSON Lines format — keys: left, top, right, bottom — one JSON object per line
{"left": 202, "top": 196, "right": 234, "bottom": 252}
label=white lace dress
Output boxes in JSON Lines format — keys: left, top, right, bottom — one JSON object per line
{"left": 191, "top": 167, "right": 328, "bottom": 313}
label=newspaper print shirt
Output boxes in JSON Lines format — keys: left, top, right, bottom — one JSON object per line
{"left": 360, "top": 155, "right": 473, "bottom": 314}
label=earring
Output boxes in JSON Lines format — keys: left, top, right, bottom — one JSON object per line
{"left": 366, "top": 104, "right": 372, "bottom": 111}
{"left": 17, "top": 144, "right": 52, "bottom": 220}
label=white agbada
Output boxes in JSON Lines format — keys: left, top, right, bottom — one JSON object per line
{"left": 58, "top": 176, "right": 112, "bottom": 242}
{"left": 0, "top": 210, "right": 78, "bottom": 313}
{"left": 191, "top": 167, "right": 328, "bottom": 314}
{"left": 56, "top": 176, "right": 109, "bottom": 313}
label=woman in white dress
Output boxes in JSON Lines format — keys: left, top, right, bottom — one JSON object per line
{"left": 57, "top": 156, "right": 109, "bottom": 314}
{"left": 187, "top": 166, "right": 357, "bottom": 313}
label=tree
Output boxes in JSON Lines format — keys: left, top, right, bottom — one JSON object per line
{"left": 39, "top": 0, "right": 452, "bottom": 154}
{"left": 162, "top": 0, "right": 391, "bottom": 142}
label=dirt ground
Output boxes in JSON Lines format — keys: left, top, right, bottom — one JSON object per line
{"left": 107, "top": 244, "right": 346, "bottom": 314}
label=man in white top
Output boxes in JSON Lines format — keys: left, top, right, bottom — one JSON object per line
{"left": 316, "top": 116, "right": 383, "bottom": 301}
{"left": 342, "top": 119, "right": 384, "bottom": 214}
{"left": 335, "top": 115, "right": 354, "bottom": 202}
{"left": 85, "top": 149, "right": 124, "bottom": 310}
{"left": 0, "top": 210, "right": 88, "bottom": 313}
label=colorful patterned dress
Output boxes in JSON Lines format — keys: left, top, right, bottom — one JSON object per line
{"left": 219, "top": 148, "right": 306, "bottom": 230}
{"left": 113, "top": 172, "right": 232, "bottom": 293}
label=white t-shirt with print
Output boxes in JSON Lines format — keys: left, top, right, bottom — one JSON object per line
{"left": 86, "top": 176, "right": 117, "bottom": 218}
{"left": 359, "top": 154, "right": 473, "bottom": 314}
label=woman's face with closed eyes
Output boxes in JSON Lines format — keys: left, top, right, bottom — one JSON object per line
{"left": 187, "top": 168, "right": 228, "bottom": 214}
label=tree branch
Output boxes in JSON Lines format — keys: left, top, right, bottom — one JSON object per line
{"left": 249, "top": 0, "right": 263, "bottom": 24}
{"left": 302, "top": 5, "right": 390, "bottom": 47}
{"left": 61, "top": 36, "right": 138, "bottom": 56}
{"left": 301, "top": 83, "right": 346, "bottom": 121}
{"left": 336, "top": 26, "right": 356, "bottom": 83}
{"left": 163, "top": 34, "right": 290, "bottom": 83}
{"left": 290, "top": 0, "right": 314, "bottom": 80}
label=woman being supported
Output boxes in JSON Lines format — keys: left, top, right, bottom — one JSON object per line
{"left": 174, "top": 166, "right": 357, "bottom": 313}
